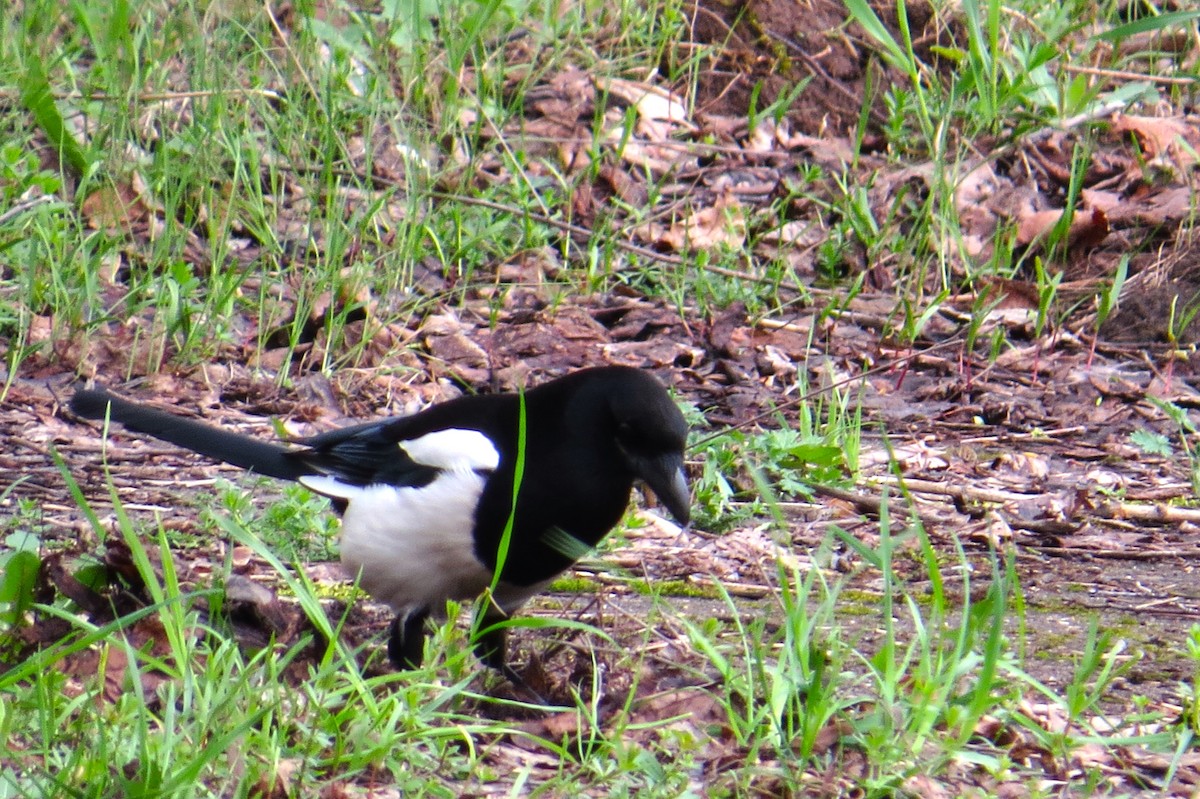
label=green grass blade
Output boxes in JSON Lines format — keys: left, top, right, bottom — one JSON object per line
{"left": 1095, "top": 10, "right": 1200, "bottom": 42}
{"left": 842, "top": 0, "right": 908, "bottom": 71}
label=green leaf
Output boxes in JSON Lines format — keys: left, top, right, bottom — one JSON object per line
{"left": 4, "top": 531, "right": 40, "bottom": 552}
{"left": 780, "top": 444, "right": 844, "bottom": 468}
{"left": 0, "top": 549, "right": 42, "bottom": 626}
{"left": 19, "top": 56, "right": 90, "bottom": 177}
{"left": 1130, "top": 428, "right": 1172, "bottom": 457}
{"left": 929, "top": 45, "right": 966, "bottom": 63}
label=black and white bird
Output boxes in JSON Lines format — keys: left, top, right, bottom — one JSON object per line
{"left": 69, "top": 366, "right": 690, "bottom": 679}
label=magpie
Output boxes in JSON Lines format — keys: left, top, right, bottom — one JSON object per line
{"left": 69, "top": 366, "right": 691, "bottom": 679}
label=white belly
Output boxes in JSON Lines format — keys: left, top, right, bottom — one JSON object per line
{"left": 335, "top": 470, "right": 497, "bottom": 614}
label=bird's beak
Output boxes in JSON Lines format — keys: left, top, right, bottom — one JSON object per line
{"left": 633, "top": 452, "right": 691, "bottom": 526}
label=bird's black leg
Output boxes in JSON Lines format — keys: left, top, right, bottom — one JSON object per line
{"left": 473, "top": 608, "right": 508, "bottom": 673}
{"left": 388, "top": 608, "right": 429, "bottom": 669}
{"left": 475, "top": 608, "right": 546, "bottom": 704}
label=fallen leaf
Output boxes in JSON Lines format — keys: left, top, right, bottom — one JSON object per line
{"left": 1113, "top": 113, "right": 1199, "bottom": 169}
{"left": 1015, "top": 204, "right": 1108, "bottom": 250}
{"left": 655, "top": 193, "right": 747, "bottom": 251}
{"left": 601, "top": 77, "right": 692, "bottom": 125}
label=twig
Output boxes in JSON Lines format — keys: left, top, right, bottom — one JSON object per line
{"left": 1063, "top": 63, "right": 1198, "bottom": 87}
{"left": 1029, "top": 546, "right": 1200, "bottom": 560}
{"left": 0, "top": 195, "right": 59, "bottom": 227}
{"left": 811, "top": 483, "right": 947, "bottom": 528}
{"left": 875, "top": 475, "right": 1040, "bottom": 505}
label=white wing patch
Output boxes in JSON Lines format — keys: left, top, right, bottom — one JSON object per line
{"left": 296, "top": 429, "right": 497, "bottom": 501}
{"left": 298, "top": 474, "right": 359, "bottom": 500}
{"left": 398, "top": 428, "right": 499, "bottom": 471}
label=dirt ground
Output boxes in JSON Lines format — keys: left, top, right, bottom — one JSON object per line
{"left": 12, "top": 297, "right": 1200, "bottom": 683}
{"left": 8, "top": 281, "right": 1200, "bottom": 792}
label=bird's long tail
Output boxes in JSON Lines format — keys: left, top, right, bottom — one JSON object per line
{"left": 70, "top": 388, "right": 309, "bottom": 481}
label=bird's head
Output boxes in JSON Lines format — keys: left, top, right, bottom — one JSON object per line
{"left": 604, "top": 371, "right": 691, "bottom": 526}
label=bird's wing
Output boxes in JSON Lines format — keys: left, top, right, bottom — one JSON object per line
{"left": 292, "top": 424, "right": 499, "bottom": 492}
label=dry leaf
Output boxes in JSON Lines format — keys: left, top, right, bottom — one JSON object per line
{"left": 1015, "top": 205, "right": 1108, "bottom": 250}
{"left": 656, "top": 193, "right": 746, "bottom": 251}
{"left": 1113, "top": 114, "right": 1199, "bottom": 169}
{"left": 601, "top": 77, "right": 691, "bottom": 125}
